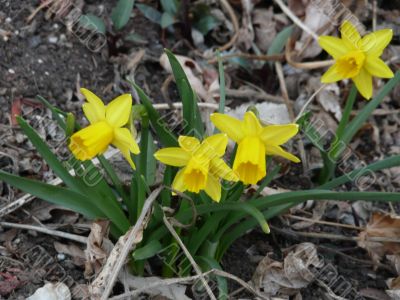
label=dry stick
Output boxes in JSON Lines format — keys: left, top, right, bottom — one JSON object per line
{"left": 285, "top": 38, "right": 335, "bottom": 70}
{"left": 208, "top": 52, "right": 284, "bottom": 64}
{"left": 0, "top": 221, "right": 87, "bottom": 243}
{"left": 153, "top": 102, "right": 219, "bottom": 110}
{"left": 225, "top": 88, "right": 284, "bottom": 103}
{"left": 109, "top": 269, "right": 268, "bottom": 300}
{"left": 27, "top": 0, "right": 55, "bottom": 23}
{"left": 294, "top": 84, "right": 327, "bottom": 122}
{"left": 271, "top": 226, "right": 400, "bottom": 244}
{"left": 163, "top": 214, "right": 217, "bottom": 300}
{"left": 218, "top": 0, "right": 239, "bottom": 52}
{"left": 273, "top": 0, "right": 319, "bottom": 41}
{"left": 90, "top": 186, "right": 163, "bottom": 300}
{"left": 0, "top": 148, "right": 120, "bottom": 218}
{"left": 283, "top": 214, "right": 364, "bottom": 231}
{"left": 275, "top": 61, "right": 295, "bottom": 121}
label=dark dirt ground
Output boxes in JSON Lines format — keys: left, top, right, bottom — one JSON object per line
{"left": 1, "top": 0, "right": 400, "bottom": 299}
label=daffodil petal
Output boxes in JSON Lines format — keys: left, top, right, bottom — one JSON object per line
{"left": 340, "top": 21, "right": 361, "bottom": 49}
{"left": 105, "top": 94, "right": 132, "bottom": 127}
{"left": 113, "top": 128, "right": 140, "bottom": 154}
{"left": 361, "top": 29, "right": 393, "bottom": 57}
{"left": 364, "top": 57, "right": 394, "bottom": 78}
{"left": 210, "top": 113, "right": 245, "bottom": 143}
{"left": 321, "top": 63, "right": 344, "bottom": 83}
{"left": 178, "top": 136, "right": 200, "bottom": 152}
{"left": 204, "top": 174, "right": 221, "bottom": 202}
{"left": 266, "top": 145, "right": 300, "bottom": 163}
{"left": 243, "top": 111, "right": 262, "bottom": 136}
{"left": 80, "top": 88, "right": 105, "bottom": 123}
{"left": 260, "top": 124, "right": 299, "bottom": 146}
{"left": 197, "top": 133, "right": 228, "bottom": 158}
{"left": 318, "top": 36, "right": 350, "bottom": 59}
{"left": 154, "top": 147, "right": 191, "bottom": 167}
{"left": 114, "top": 142, "right": 136, "bottom": 169}
{"left": 352, "top": 68, "right": 373, "bottom": 99}
{"left": 172, "top": 168, "right": 186, "bottom": 194}
{"left": 210, "top": 158, "right": 239, "bottom": 182}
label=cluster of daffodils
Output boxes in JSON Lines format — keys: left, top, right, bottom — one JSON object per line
{"left": 319, "top": 21, "right": 393, "bottom": 99}
{"left": 69, "top": 89, "right": 299, "bottom": 202}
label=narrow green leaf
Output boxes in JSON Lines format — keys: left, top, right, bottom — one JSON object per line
{"left": 196, "top": 256, "right": 228, "bottom": 300}
{"left": 111, "top": 0, "right": 135, "bottom": 30}
{"left": 0, "top": 171, "right": 103, "bottom": 219}
{"left": 160, "top": 0, "right": 178, "bottom": 15}
{"left": 136, "top": 4, "right": 162, "bottom": 24}
{"left": 164, "top": 49, "right": 204, "bottom": 137}
{"left": 79, "top": 14, "right": 106, "bottom": 34}
{"left": 133, "top": 240, "right": 163, "bottom": 260}
{"left": 161, "top": 12, "right": 176, "bottom": 28}
{"left": 268, "top": 25, "right": 293, "bottom": 56}
{"left": 217, "top": 50, "right": 226, "bottom": 114}
{"left": 130, "top": 81, "right": 178, "bottom": 147}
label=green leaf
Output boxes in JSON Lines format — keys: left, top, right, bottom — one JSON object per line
{"left": 111, "top": 0, "right": 135, "bottom": 30}
{"left": 196, "top": 256, "right": 228, "bottom": 300}
{"left": 130, "top": 81, "right": 178, "bottom": 147}
{"left": 36, "top": 95, "right": 66, "bottom": 130}
{"left": 161, "top": 12, "right": 176, "bottom": 28}
{"left": 124, "top": 33, "right": 148, "bottom": 44}
{"left": 133, "top": 240, "right": 163, "bottom": 260}
{"left": 164, "top": 49, "right": 204, "bottom": 137}
{"left": 17, "top": 117, "right": 84, "bottom": 193}
{"left": 160, "top": 0, "right": 178, "bottom": 15}
{"left": 136, "top": 4, "right": 162, "bottom": 24}
{"left": 268, "top": 25, "right": 293, "bottom": 56}
{"left": 79, "top": 14, "right": 106, "bottom": 34}
{"left": 217, "top": 50, "right": 226, "bottom": 114}
{"left": 193, "top": 15, "right": 219, "bottom": 35}
{"left": 0, "top": 171, "right": 104, "bottom": 219}
{"left": 145, "top": 132, "right": 157, "bottom": 185}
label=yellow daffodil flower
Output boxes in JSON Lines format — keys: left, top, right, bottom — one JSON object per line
{"left": 210, "top": 111, "right": 300, "bottom": 185}
{"left": 154, "top": 134, "right": 239, "bottom": 202}
{"left": 319, "top": 21, "right": 394, "bottom": 99}
{"left": 69, "top": 88, "right": 140, "bottom": 168}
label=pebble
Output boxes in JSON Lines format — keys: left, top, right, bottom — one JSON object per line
{"left": 28, "top": 36, "right": 41, "bottom": 48}
{"left": 5, "top": 17, "right": 11, "bottom": 23}
{"left": 38, "top": 59, "right": 43, "bottom": 64}
{"left": 45, "top": 71, "right": 50, "bottom": 76}
{"left": 48, "top": 36, "right": 58, "bottom": 44}
{"left": 8, "top": 68, "right": 15, "bottom": 74}
{"left": 57, "top": 253, "right": 66, "bottom": 261}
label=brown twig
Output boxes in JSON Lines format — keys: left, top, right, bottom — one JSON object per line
{"left": 218, "top": 0, "right": 240, "bottom": 52}
{"left": 283, "top": 214, "right": 364, "bottom": 231}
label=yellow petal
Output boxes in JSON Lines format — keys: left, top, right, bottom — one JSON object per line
{"left": 259, "top": 124, "right": 299, "bottom": 146}
{"left": 318, "top": 36, "right": 350, "bottom": 59}
{"left": 197, "top": 133, "right": 228, "bottom": 158}
{"left": 210, "top": 158, "right": 239, "bottom": 182}
{"left": 361, "top": 29, "right": 393, "bottom": 57}
{"left": 340, "top": 21, "right": 361, "bottom": 49}
{"left": 178, "top": 136, "right": 200, "bottom": 152}
{"left": 243, "top": 111, "right": 262, "bottom": 136}
{"left": 210, "top": 113, "right": 245, "bottom": 143}
{"left": 321, "top": 63, "right": 344, "bottom": 83}
{"left": 113, "top": 128, "right": 140, "bottom": 154}
{"left": 80, "top": 88, "right": 105, "bottom": 123}
{"left": 204, "top": 174, "right": 221, "bottom": 202}
{"left": 172, "top": 168, "right": 186, "bottom": 194}
{"left": 114, "top": 143, "right": 136, "bottom": 169}
{"left": 364, "top": 57, "right": 394, "bottom": 78}
{"left": 352, "top": 68, "right": 373, "bottom": 100}
{"left": 69, "top": 121, "right": 113, "bottom": 161}
{"left": 266, "top": 145, "right": 300, "bottom": 163}
{"left": 154, "top": 147, "right": 190, "bottom": 167}
{"left": 233, "top": 136, "right": 266, "bottom": 185}
{"left": 105, "top": 94, "right": 132, "bottom": 127}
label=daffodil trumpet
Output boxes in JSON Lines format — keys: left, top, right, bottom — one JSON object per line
{"left": 319, "top": 21, "right": 394, "bottom": 99}
{"left": 211, "top": 111, "right": 300, "bottom": 185}
{"left": 154, "top": 134, "right": 239, "bottom": 202}
{"left": 69, "top": 88, "right": 140, "bottom": 168}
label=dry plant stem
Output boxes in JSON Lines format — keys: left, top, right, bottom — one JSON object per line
{"left": 163, "top": 214, "right": 217, "bottom": 300}
{"left": 225, "top": 88, "right": 284, "bottom": 103}
{"left": 90, "top": 187, "right": 162, "bottom": 300}
{"left": 283, "top": 214, "right": 364, "bottom": 231}
{"left": 272, "top": 226, "right": 400, "bottom": 243}
{"left": 218, "top": 0, "right": 239, "bottom": 52}
{"left": 0, "top": 148, "right": 120, "bottom": 218}
{"left": 295, "top": 84, "right": 327, "bottom": 121}
{"left": 273, "top": 0, "right": 319, "bottom": 40}
{"left": 153, "top": 102, "right": 220, "bottom": 110}
{"left": 285, "top": 39, "right": 335, "bottom": 70}
{"left": 109, "top": 269, "right": 269, "bottom": 300}
{"left": 208, "top": 52, "right": 284, "bottom": 64}
{"left": 0, "top": 221, "right": 88, "bottom": 243}
{"left": 27, "top": 0, "right": 54, "bottom": 22}
{"left": 275, "top": 61, "right": 295, "bottom": 121}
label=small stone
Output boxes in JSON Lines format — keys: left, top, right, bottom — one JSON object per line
{"left": 48, "top": 36, "right": 58, "bottom": 44}
{"left": 5, "top": 17, "right": 11, "bottom": 23}
{"left": 28, "top": 36, "right": 41, "bottom": 48}
{"left": 8, "top": 68, "right": 15, "bottom": 74}
{"left": 57, "top": 253, "right": 65, "bottom": 261}
{"left": 45, "top": 71, "right": 50, "bottom": 76}
{"left": 38, "top": 59, "right": 43, "bottom": 64}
